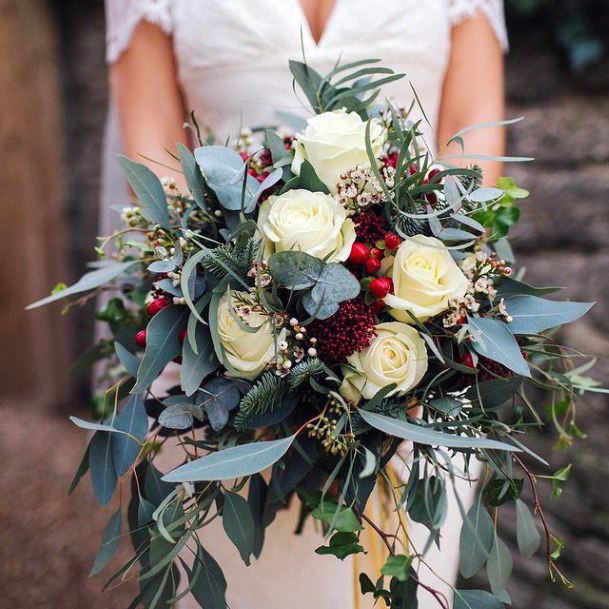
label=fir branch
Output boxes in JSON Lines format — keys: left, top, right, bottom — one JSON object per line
{"left": 287, "top": 358, "right": 325, "bottom": 389}
{"left": 200, "top": 238, "right": 258, "bottom": 280}
{"left": 233, "top": 371, "right": 285, "bottom": 430}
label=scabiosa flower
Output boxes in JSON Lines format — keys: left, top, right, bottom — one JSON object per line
{"left": 308, "top": 297, "right": 377, "bottom": 363}
{"left": 353, "top": 208, "right": 390, "bottom": 245}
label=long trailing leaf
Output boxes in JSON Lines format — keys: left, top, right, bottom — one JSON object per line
{"left": 27, "top": 260, "right": 138, "bottom": 309}
{"left": 357, "top": 409, "right": 521, "bottom": 452}
{"left": 162, "top": 436, "right": 295, "bottom": 482}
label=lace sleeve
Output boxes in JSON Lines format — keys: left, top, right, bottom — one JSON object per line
{"left": 105, "top": 0, "right": 174, "bottom": 64}
{"left": 448, "top": 0, "right": 509, "bottom": 51}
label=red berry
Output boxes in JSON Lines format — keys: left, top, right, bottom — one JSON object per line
{"left": 179, "top": 328, "right": 188, "bottom": 343}
{"left": 364, "top": 257, "right": 381, "bottom": 274}
{"left": 135, "top": 329, "right": 147, "bottom": 348}
{"left": 384, "top": 232, "right": 400, "bottom": 250}
{"left": 146, "top": 296, "right": 171, "bottom": 317}
{"left": 369, "top": 277, "right": 392, "bottom": 299}
{"left": 349, "top": 242, "right": 369, "bottom": 265}
{"left": 239, "top": 152, "right": 249, "bottom": 161}
{"left": 459, "top": 352, "right": 475, "bottom": 368}
{"left": 385, "top": 152, "right": 398, "bottom": 169}
{"left": 408, "top": 164, "right": 418, "bottom": 175}
{"left": 370, "top": 247, "right": 383, "bottom": 259}
{"left": 371, "top": 299, "right": 386, "bottom": 313}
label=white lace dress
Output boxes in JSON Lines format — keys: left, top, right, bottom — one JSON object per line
{"left": 103, "top": 2, "right": 508, "bottom": 608}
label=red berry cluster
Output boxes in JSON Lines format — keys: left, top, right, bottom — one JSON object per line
{"left": 353, "top": 209, "right": 389, "bottom": 245}
{"left": 134, "top": 297, "right": 186, "bottom": 353}
{"left": 308, "top": 297, "right": 378, "bottom": 363}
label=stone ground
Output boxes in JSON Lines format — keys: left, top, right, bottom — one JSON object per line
{"left": 2, "top": 5, "right": 608, "bottom": 608}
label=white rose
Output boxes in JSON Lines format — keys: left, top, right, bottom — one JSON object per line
{"left": 216, "top": 291, "right": 284, "bottom": 380}
{"left": 257, "top": 189, "right": 356, "bottom": 262}
{"left": 384, "top": 235, "right": 469, "bottom": 323}
{"left": 340, "top": 322, "right": 428, "bottom": 403}
{"left": 291, "top": 111, "right": 385, "bottom": 192}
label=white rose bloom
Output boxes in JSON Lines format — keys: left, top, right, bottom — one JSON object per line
{"left": 257, "top": 189, "right": 356, "bottom": 262}
{"left": 216, "top": 292, "right": 284, "bottom": 380}
{"left": 384, "top": 235, "right": 469, "bottom": 323}
{"left": 291, "top": 111, "right": 385, "bottom": 192}
{"left": 339, "top": 322, "right": 428, "bottom": 403}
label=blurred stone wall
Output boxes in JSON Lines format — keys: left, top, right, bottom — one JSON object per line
{"left": 2, "top": 3, "right": 607, "bottom": 608}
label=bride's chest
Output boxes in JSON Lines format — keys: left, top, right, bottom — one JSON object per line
{"left": 171, "top": 0, "right": 452, "bottom": 70}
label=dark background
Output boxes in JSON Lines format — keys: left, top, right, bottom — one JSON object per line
{"left": 0, "top": 1, "right": 608, "bottom": 607}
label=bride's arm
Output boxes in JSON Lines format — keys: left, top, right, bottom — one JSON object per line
{"left": 110, "top": 21, "right": 188, "bottom": 182}
{"left": 437, "top": 13, "right": 505, "bottom": 185}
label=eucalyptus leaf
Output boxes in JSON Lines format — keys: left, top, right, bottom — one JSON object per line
{"left": 505, "top": 296, "right": 593, "bottom": 335}
{"left": 465, "top": 377, "right": 523, "bottom": 409}
{"left": 163, "top": 436, "right": 295, "bottom": 482}
{"left": 147, "top": 260, "right": 175, "bottom": 274}
{"left": 115, "top": 341, "right": 140, "bottom": 377}
{"left": 459, "top": 498, "right": 494, "bottom": 578}
{"left": 222, "top": 492, "right": 256, "bottom": 566}
{"left": 190, "top": 545, "right": 227, "bottom": 609}
{"left": 132, "top": 305, "right": 189, "bottom": 393}
{"left": 454, "top": 590, "right": 504, "bottom": 609}
{"left": 27, "top": 260, "right": 138, "bottom": 309}
{"left": 112, "top": 394, "right": 148, "bottom": 476}
{"left": 357, "top": 409, "right": 520, "bottom": 452}
{"left": 487, "top": 533, "right": 513, "bottom": 596}
{"left": 89, "top": 430, "right": 117, "bottom": 506}
{"left": 516, "top": 499, "right": 541, "bottom": 558}
{"left": 118, "top": 156, "right": 170, "bottom": 228}
{"left": 90, "top": 509, "right": 122, "bottom": 576}
{"left": 181, "top": 324, "right": 218, "bottom": 396}
{"left": 268, "top": 251, "right": 324, "bottom": 290}
{"left": 468, "top": 316, "right": 530, "bottom": 378}
{"left": 196, "top": 376, "right": 241, "bottom": 431}
{"left": 158, "top": 403, "right": 196, "bottom": 430}
{"left": 177, "top": 143, "right": 208, "bottom": 211}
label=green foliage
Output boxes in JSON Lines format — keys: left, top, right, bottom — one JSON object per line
{"left": 233, "top": 371, "right": 286, "bottom": 430}
{"left": 287, "top": 358, "right": 325, "bottom": 389}
{"left": 315, "top": 532, "right": 365, "bottom": 560}
{"left": 200, "top": 237, "right": 258, "bottom": 280}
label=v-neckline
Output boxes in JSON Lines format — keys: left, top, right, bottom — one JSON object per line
{"left": 295, "top": 0, "right": 342, "bottom": 49}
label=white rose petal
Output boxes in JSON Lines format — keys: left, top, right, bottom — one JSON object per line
{"left": 339, "top": 322, "right": 428, "bottom": 403}
{"left": 384, "top": 235, "right": 469, "bottom": 323}
{"left": 291, "top": 111, "right": 385, "bottom": 193}
{"left": 257, "top": 189, "right": 356, "bottom": 263}
{"left": 217, "top": 291, "right": 284, "bottom": 380}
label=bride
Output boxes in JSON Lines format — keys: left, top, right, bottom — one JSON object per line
{"left": 102, "top": 1, "right": 508, "bottom": 607}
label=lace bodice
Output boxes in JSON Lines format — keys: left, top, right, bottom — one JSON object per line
{"left": 105, "top": 0, "right": 507, "bottom": 146}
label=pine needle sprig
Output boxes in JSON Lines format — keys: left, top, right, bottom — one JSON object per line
{"left": 287, "top": 358, "right": 325, "bottom": 389}
{"left": 233, "top": 371, "right": 285, "bottom": 430}
{"left": 201, "top": 238, "right": 259, "bottom": 280}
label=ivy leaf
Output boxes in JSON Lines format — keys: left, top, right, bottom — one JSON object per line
{"left": 311, "top": 502, "right": 364, "bottom": 533}
{"left": 381, "top": 554, "right": 412, "bottom": 582}
{"left": 315, "top": 532, "right": 365, "bottom": 560}
{"left": 223, "top": 492, "right": 256, "bottom": 566}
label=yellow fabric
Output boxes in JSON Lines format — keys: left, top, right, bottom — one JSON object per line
{"left": 353, "top": 465, "right": 409, "bottom": 609}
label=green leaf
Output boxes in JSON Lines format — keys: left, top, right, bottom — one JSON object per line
{"left": 308, "top": 263, "right": 361, "bottom": 307}
{"left": 181, "top": 324, "right": 218, "bottom": 396}
{"left": 311, "top": 503, "right": 364, "bottom": 533}
{"left": 177, "top": 143, "right": 208, "bottom": 211}
{"left": 299, "top": 160, "right": 331, "bottom": 193}
{"left": 68, "top": 443, "right": 90, "bottom": 496}
{"left": 248, "top": 473, "right": 267, "bottom": 558}
{"left": 268, "top": 251, "right": 324, "bottom": 290}
{"left": 487, "top": 533, "right": 513, "bottom": 596}
{"left": 381, "top": 554, "right": 412, "bottom": 582}
{"left": 131, "top": 305, "right": 189, "bottom": 393}
{"left": 89, "top": 430, "right": 117, "bottom": 506}
{"left": 357, "top": 409, "right": 520, "bottom": 452}
{"left": 90, "top": 509, "right": 122, "bottom": 576}
{"left": 315, "top": 532, "right": 365, "bottom": 560}
{"left": 223, "top": 492, "right": 256, "bottom": 566}
{"left": 197, "top": 376, "right": 241, "bottom": 431}
{"left": 162, "top": 435, "right": 295, "bottom": 482}
{"left": 454, "top": 590, "right": 504, "bottom": 609}
{"left": 112, "top": 394, "right": 148, "bottom": 476}
{"left": 465, "top": 377, "right": 523, "bottom": 410}
{"left": 516, "top": 499, "right": 541, "bottom": 558}
{"left": 468, "top": 316, "right": 531, "bottom": 378}
{"left": 118, "top": 156, "right": 170, "bottom": 228}
{"left": 495, "top": 277, "right": 561, "bottom": 299}
{"left": 459, "top": 498, "right": 494, "bottom": 578}
{"left": 505, "top": 296, "right": 594, "bottom": 335}
{"left": 158, "top": 403, "right": 197, "bottom": 430}
{"left": 486, "top": 477, "right": 524, "bottom": 507}
{"left": 289, "top": 60, "right": 324, "bottom": 112}
{"left": 551, "top": 464, "right": 572, "bottom": 498}
{"left": 115, "top": 341, "right": 140, "bottom": 377}
{"left": 27, "top": 260, "right": 138, "bottom": 309}
{"left": 190, "top": 545, "right": 227, "bottom": 609}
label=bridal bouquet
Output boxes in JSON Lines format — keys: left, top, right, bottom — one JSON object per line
{"left": 30, "top": 59, "right": 600, "bottom": 608}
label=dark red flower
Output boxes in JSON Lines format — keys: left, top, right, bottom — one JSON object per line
{"left": 353, "top": 209, "right": 390, "bottom": 245}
